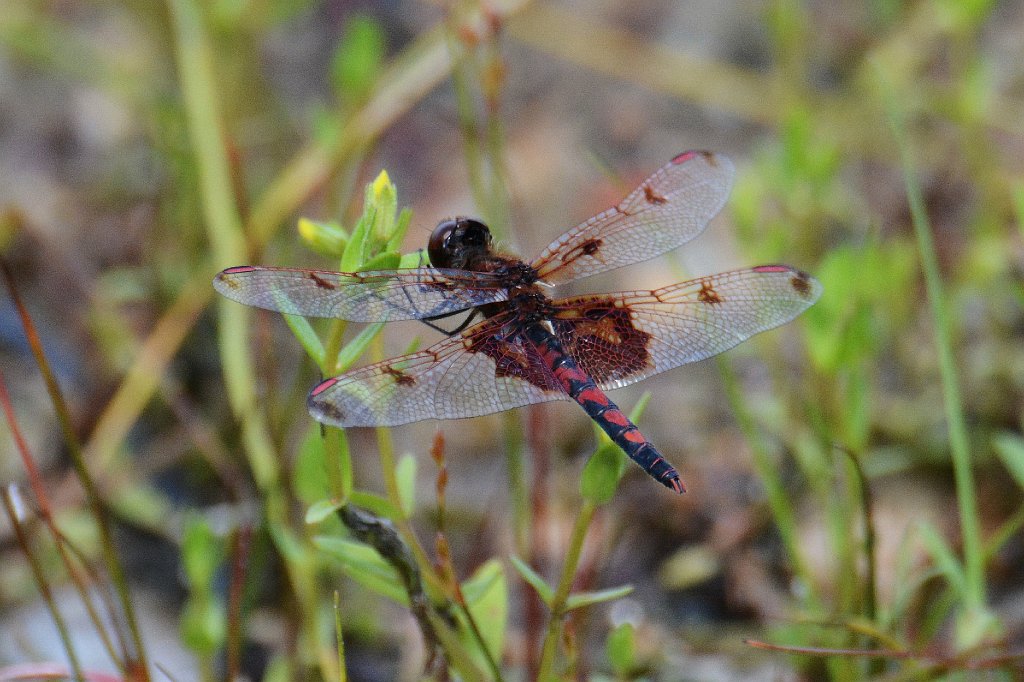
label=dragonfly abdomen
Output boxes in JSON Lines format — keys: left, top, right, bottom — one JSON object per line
{"left": 523, "top": 324, "right": 685, "bottom": 493}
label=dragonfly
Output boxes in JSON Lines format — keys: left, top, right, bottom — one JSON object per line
{"left": 214, "top": 151, "right": 821, "bottom": 493}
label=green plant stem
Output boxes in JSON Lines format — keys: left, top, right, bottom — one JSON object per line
{"left": 320, "top": 320, "right": 352, "bottom": 500}
{"left": 370, "top": 418, "right": 445, "bottom": 598}
{"left": 168, "top": 0, "right": 279, "bottom": 492}
{"left": 249, "top": 24, "right": 453, "bottom": 248}
{"left": 718, "top": 357, "right": 822, "bottom": 613}
{"left": 537, "top": 500, "right": 596, "bottom": 679}
{"left": 3, "top": 481, "right": 86, "bottom": 681}
{"left": 503, "top": 411, "right": 529, "bottom": 555}
{"left": 82, "top": 14, "right": 457, "bottom": 477}
{"left": 169, "top": 3, "right": 343, "bottom": 677}
{"left": 0, "top": 323, "right": 122, "bottom": 667}
{"left": 482, "top": 37, "right": 510, "bottom": 238}
{"left": 887, "top": 99, "right": 984, "bottom": 615}
{"left": 333, "top": 591, "right": 347, "bottom": 682}
{"left": 1, "top": 262, "right": 149, "bottom": 677}
{"left": 445, "top": 16, "right": 489, "bottom": 220}
{"left": 878, "top": 63, "right": 1000, "bottom": 649}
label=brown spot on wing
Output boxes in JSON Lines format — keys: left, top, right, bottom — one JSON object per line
{"left": 308, "top": 272, "right": 336, "bottom": 290}
{"left": 383, "top": 365, "right": 416, "bottom": 386}
{"left": 553, "top": 296, "right": 653, "bottom": 384}
{"left": 790, "top": 272, "right": 813, "bottom": 297}
{"left": 697, "top": 280, "right": 723, "bottom": 304}
{"left": 558, "top": 237, "right": 604, "bottom": 268}
{"left": 580, "top": 238, "right": 602, "bottom": 256}
{"left": 216, "top": 274, "right": 240, "bottom": 290}
{"left": 643, "top": 184, "right": 667, "bottom": 204}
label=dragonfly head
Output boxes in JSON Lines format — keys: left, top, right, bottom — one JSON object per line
{"left": 428, "top": 217, "right": 493, "bottom": 270}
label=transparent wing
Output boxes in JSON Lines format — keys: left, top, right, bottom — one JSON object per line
{"left": 214, "top": 265, "right": 508, "bottom": 322}
{"left": 532, "top": 151, "right": 735, "bottom": 285}
{"left": 549, "top": 266, "right": 822, "bottom": 389}
{"left": 307, "top": 310, "right": 569, "bottom": 427}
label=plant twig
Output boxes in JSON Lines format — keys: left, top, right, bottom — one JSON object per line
{"left": 1, "top": 261, "right": 149, "bottom": 677}
{"left": 537, "top": 500, "right": 596, "bottom": 679}
{"left": 882, "top": 71, "right": 987, "bottom": 633}
{"left": 1, "top": 487, "right": 86, "bottom": 681}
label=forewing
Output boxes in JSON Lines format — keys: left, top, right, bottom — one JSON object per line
{"left": 214, "top": 265, "right": 508, "bottom": 322}
{"left": 532, "top": 151, "right": 735, "bottom": 285}
{"left": 307, "top": 311, "right": 568, "bottom": 427}
{"left": 550, "top": 266, "right": 822, "bottom": 390}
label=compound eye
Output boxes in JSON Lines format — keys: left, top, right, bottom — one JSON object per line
{"left": 458, "top": 218, "right": 491, "bottom": 248}
{"left": 427, "top": 219, "right": 459, "bottom": 268}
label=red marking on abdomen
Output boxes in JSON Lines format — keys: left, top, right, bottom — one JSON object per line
{"left": 576, "top": 386, "right": 609, "bottom": 406}
{"left": 621, "top": 429, "right": 646, "bottom": 444}
{"left": 523, "top": 323, "right": 686, "bottom": 493}
{"left": 602, "top": 410, "right": 630, "bottom": 427}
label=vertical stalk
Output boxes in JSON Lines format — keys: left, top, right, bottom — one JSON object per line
{"left": 718, "top": 357, "right": 822, "bottom": 613}
{"left": 3, "top": 486, "right": 86, "bottom": 680}
{"left": 1, "top": 262, "right": 149, "bottom": 676}
{"left": 881, "top": 68, "right": 989, "bottom": 645}
{"left": 167, "top": 0, "right": 279, "bottom": 491}
{"left": 536, "top": 501, "right": 596, "bottom": 679}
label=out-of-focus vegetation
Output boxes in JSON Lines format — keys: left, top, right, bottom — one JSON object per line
{"left": 1, "top": 0, "right": 1023, "bottom": 680}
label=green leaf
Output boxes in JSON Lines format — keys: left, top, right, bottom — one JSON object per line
{"left": 335, "top": 322, "right": 385, "bottom": 372}
{"left": 581, "top": 440, "right": 626, "bottom": 505}
{"left": 992, "top": 432, "right": 1024, "bottom": 490}
{"left": 460, "top": 560, "right": 508, "bottom": 663}
{"left": 340, "top": 206, "right": 376, "bottom": 272}
{"left": 359, "top": 251, "right": 402, "bottom": 273}
{"left": 181, "top": 513, "right": 223, "bottom": 587}
{"left": 109, "top": 483, "right": 173, "bottom": 532}
{"left": 955, "top": 605, "right": 1003, "bottom": 651}
{"left": 268, "top": 520, "right": 310, "bottom": 566}
{"left": 803, "top": 242, "right": 915, "bottom": 373}
{"left": 298, "top": 217, "right": 349, "bottom": 258}
{"left": 564, "top": 584, "right": 633, "bottom": 611}
{"left": 180, "top": 596, "right": 226, "bottom": 654}
{"left": 627, "top": 392, "right": 651, "bottom": 423}
{"left": 657, "top": 545, "right": 719, "bottom": 590}
{"left": 305, "top": 498, "right": 345, "bottom": 525}
{"left": 282, "top": 312, "right": 324, "bottom": 367}
{"left": 605, "top": 622, "right": 636, "bottom": 676}
{"left": 917, "top": 521, "right": 966, "bottom": 596}
{"left": 348, "top": 490, "right": 404, "bottom": 520}
{"left": 261, "top": 656, "right": 291, "bottom": 682}
{"left": 314, "top": 536, "right": 408, "bottom": 605}
{"left": 388, "top": 207, "right": 414, "bottom": 252}
{"left": 331, "top": 15, "right": 385, "bottom": 106}
{"left": 509, "top": 555, "right": 553, "bottom": 605}
{"left": 368, "top": 171, "right": 398, "bottom": 243}
{"left": 293, "top": 424, "right": 329, "bottom": 503}
{"left": 395, "top": 453, "right": 417, "bottom": 517}
{"left": 399, "top": 249, "right": 428, "bottom": 269}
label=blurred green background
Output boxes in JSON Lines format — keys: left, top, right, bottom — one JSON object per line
{"left": 1, "top": 0, "right": 1023, "bottom": 680}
